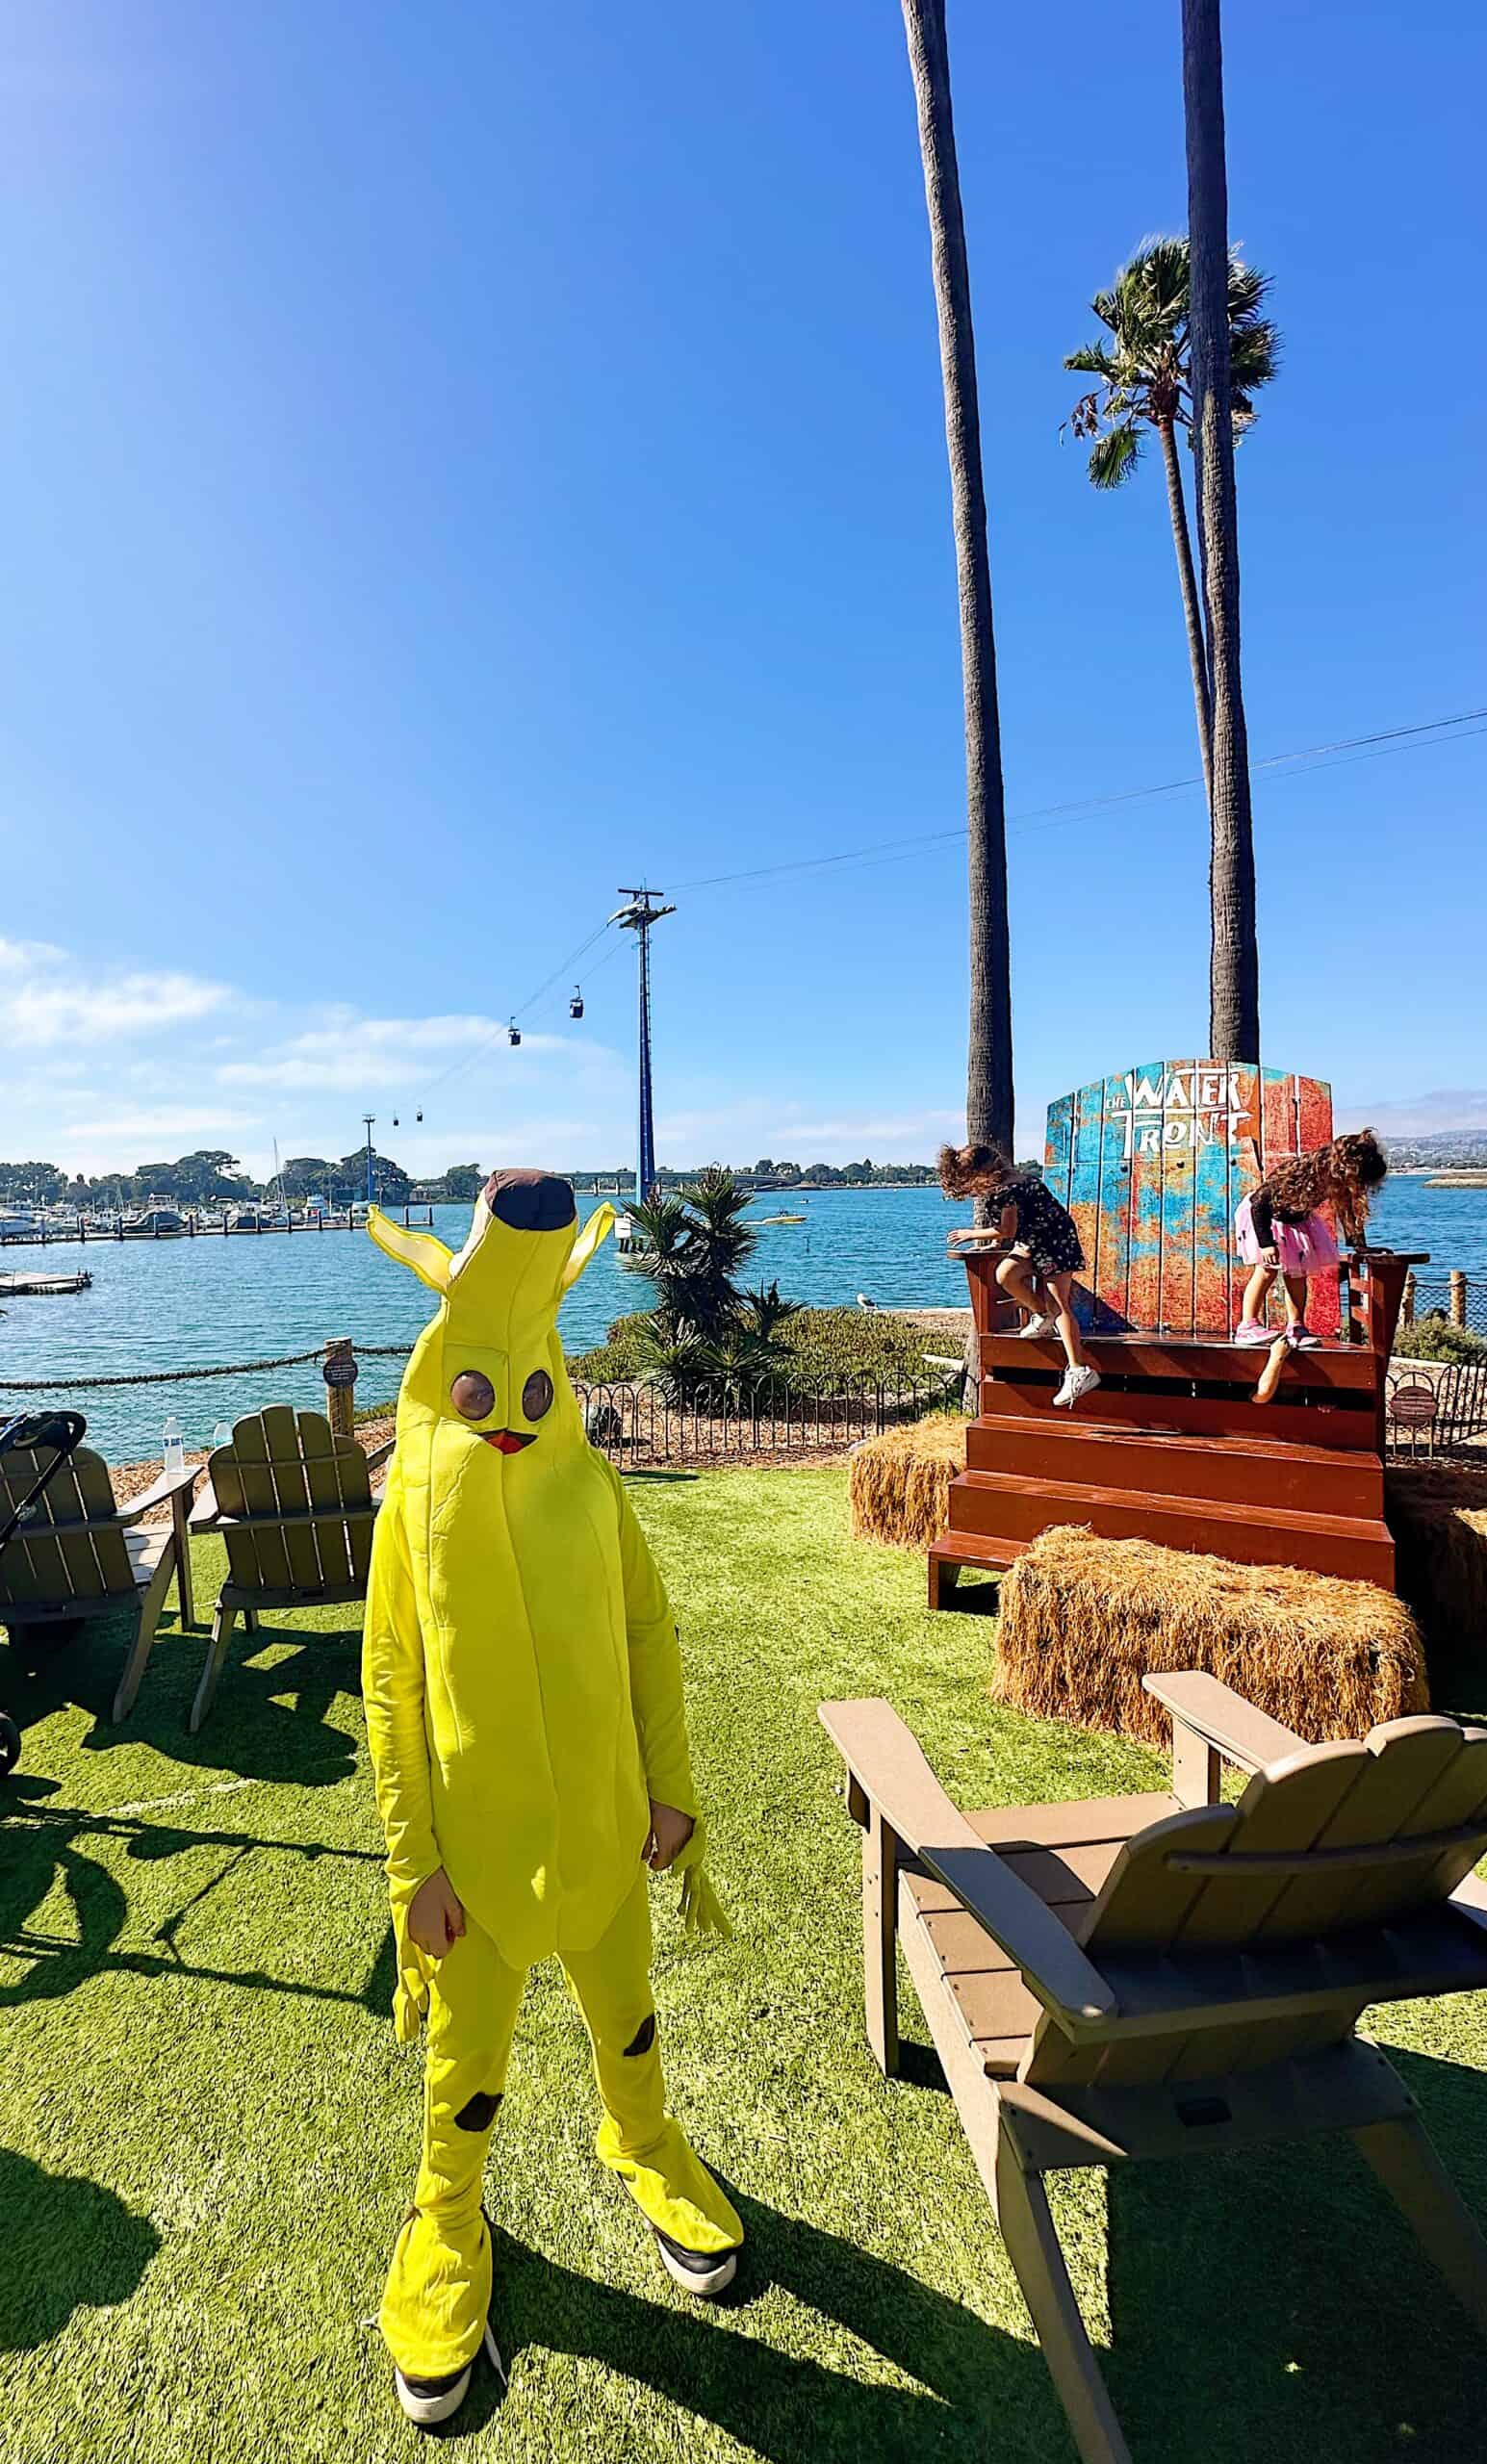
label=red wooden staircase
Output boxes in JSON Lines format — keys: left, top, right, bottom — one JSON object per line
{"left": 930, "top": 1254, "right": 1423, "bottom": 1608}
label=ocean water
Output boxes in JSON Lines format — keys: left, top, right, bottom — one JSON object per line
{"left": 1, "top": 1178, "right": 1483, "bottom": 1461}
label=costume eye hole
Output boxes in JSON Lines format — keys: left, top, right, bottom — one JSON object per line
{"left": 522, "top": 1370, "right": 553, "bottom": 1423}
{"left": 450, "top": 1371, "right": 496, "bottom": 1422}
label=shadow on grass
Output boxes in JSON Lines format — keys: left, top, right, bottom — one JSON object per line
{"left": 0, "top": 2145, "right": 160, "bottom": 2354}
{"left": 432, "top": 2194, "right": 1071, "bottom": 2461}
{"left": 2, "top": 1606, "right": 359, "bottom": 1787}
{"left": 864, "top": 2036, "right": 1487, "bottom": 2460}
{"left": 1102, "top": 2043, "right": 1487, "bottom": 2462}
{"left": 0, "top": 1770, "right": 387, "bottom": 2015}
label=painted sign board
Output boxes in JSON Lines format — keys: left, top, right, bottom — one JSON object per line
{"left": 1043, "top": 1062, "right": 1337, "bottom": 1336}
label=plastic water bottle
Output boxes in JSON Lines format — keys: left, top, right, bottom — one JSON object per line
{"left": 212, "top": 1423, "right": 233, "bottom": 1452}
{"left": 163, "top": 1416, "right": 186, "bottom": 1476}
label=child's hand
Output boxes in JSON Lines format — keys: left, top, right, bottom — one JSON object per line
{"left": 644, "top": 1801, "right": 695, "bottom": 1872}
{"left": 1260, "top": 1245, "right": 1280, "bottom": 1270}
{"left": 408, "top": 1865, "right": 466, "bottom": 1956}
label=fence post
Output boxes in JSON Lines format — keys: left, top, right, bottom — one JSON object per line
{"left": 1401, "top": 1270, "right": 1416, "bottom": 1330}
{"left": 322, "top": 1337, "right": 359, "bottom": 1437}
{"left": 1450, "top": 1270, "right": 1468, "bottom": 1329}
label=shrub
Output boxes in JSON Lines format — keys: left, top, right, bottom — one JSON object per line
{"left": 569, "top": 1303, "right": 945, "bottom": 1397}
{"left": 1397, "top": 1313, "right": 1487, "bottom": 1367}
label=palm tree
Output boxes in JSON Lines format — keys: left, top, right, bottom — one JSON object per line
{"left": 900, "top": 0, "right": 1013, "bottom": 1193}
{"left": 1183, "top": 0, "right": 1260, "bottom": 1060}
{"left": 1064, "top": 236, "right": 1277, "bottom": 808}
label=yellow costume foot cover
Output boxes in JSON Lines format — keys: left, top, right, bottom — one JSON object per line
{"left": 380, "top": 2205, "right": 492, "bottom": 2384}
{"left": 596, "top": 2114, "right": 743, "bottom": 2259}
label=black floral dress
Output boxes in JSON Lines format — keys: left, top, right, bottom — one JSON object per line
{"left": 993, "top": 1175, "right": 1086, "bottom": 1276}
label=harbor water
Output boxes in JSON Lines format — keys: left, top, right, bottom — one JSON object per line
{"left": 1, "top": 1179, "right": 1483, "bottom": 1461}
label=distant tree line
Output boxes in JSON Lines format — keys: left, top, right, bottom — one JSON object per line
{"left": 1, "top": 1148, "right": 994, "bottom": 1210}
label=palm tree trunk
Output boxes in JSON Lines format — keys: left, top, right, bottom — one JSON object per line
{"left": 901, "top": 0, "right": 1013, "bottom": 1194}
{"left": 1182, "top": 0, "right": 1259, "bottom": 1061}
{"left": 1157, "top": 416, "right": 1212, "bottom": 805}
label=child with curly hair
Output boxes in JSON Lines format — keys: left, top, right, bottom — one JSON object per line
{"left": 1234, "top": 1129, "right": 1387, "bottom": 1349}
{"left": 938, "top": 1141, "right": 1100, "bottom": 1409}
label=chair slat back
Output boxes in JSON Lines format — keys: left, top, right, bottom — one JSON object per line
{"left": 0, "top": 1444, "right": 133, "bottom": 1604}
{"left": 1023, "top": 1714, "right": 1487, "bottom": 2092}
{"left": 209, "top": 1408, "right": 373, "bottom": 1598}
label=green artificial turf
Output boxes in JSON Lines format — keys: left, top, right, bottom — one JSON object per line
{"left": 5, "top": 1463, "right": 1487, "bottom": 2463}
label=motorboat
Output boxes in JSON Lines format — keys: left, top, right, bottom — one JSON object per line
{"left": 121, "top": 1206, "right": 187, "bottom": 1239}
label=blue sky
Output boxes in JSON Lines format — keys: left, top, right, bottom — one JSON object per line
{"left": 1, "top": 0, "right": 1481, "bottom": 1179}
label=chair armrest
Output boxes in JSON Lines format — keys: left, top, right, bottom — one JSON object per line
{"left": 364, "top": 1437, "right": 395, "bottom": 1473}
{"left": 189, "top": 1479, "right": 219, "bottom": 1530}
{"left": 819, "top": 1698, "right": 1115, "bottom": 2025}
{"left": 915, "top": 1842, "right": 1115, "bottom": 2024}
{"left": 118, "top": 1461, "right": 201, "bottom": 1524}
{"left": 1142, "top": 1670, "right": 1306, "bottom": 1776}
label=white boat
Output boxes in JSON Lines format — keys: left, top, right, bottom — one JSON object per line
{"left": 0, "top": 1210, "right": 39, "bottom": 1240}
{"left": 121, "top": 1206, "right": 187, "bottom": 1239}
{"left": 226, "top": 1204, "right": 270, "bottom": 1233}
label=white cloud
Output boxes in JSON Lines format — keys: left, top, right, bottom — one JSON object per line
{"left": 0, "top": 936, "right": 229, "bottom": 1046}
{"left": 0, "top": 926, "right": 227, "bottom": 1044}
{"left": 60, "top": 1108, "right": 262, "bottom": 1147}
{"left": 1338, "top": 1089, "right": 1487, "bottom": 1137}
{"left": 218, "top": 1014, "right": 592, "bottom": 1092}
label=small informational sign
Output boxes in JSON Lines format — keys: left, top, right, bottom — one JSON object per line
{"left": 1043, "top": 1061, "right": 1336, "bottom": 1337}
{"left": 322, "top": 1353, "right": 359, "bottom": 1389}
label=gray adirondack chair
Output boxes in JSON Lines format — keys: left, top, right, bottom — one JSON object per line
{"left": 0, "top": 1438, "right": 198, "bottom": 1722}
{"left": 821, "top": 1674, "right": 1487, "bottom": 2464}
{"left": 187, "top": 1405, "right": 393, "bottom": 1733}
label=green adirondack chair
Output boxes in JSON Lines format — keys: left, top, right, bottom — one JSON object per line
{"left": 822, "top": 1673, "right": 1487, "bottom": 2464}
{"left": 187, "top": 1405, "right": 393, "bottom": 1732}
{"left": 0, "top": 1437, "right": 198, "bottom": 1722}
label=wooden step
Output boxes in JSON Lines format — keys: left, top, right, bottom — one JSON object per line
{"left": 965, "top": 1413, "right": 1383, "bottom": 1518}
{"left": 943, "top": 1467, "right": 1396, "bottom": 1586}
{"left": 981, "top": 1329, "right": 1377, "bottom": 1394}
{"left": 977, "top": 1371, "right": 1377, "bottom": 1450}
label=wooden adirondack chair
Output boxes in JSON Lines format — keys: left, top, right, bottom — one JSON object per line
{"left": 0, "top": 1437, "right": 198, "bottom": 1722}
{"left": 187, "top": 1405, "right": 393, "bottom": 1733}
{"left": 821, "top": 1677, "right": 1487, "bottom": 2464}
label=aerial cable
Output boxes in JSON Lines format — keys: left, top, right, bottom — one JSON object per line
{"left": 669, "top": 706, "right": 1487, "bottom": 894}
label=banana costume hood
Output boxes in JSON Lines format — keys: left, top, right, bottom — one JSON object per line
{"left": 363, "top": 1172, "right": 726, "bottom": 2034}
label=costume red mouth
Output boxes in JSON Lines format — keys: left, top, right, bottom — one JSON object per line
{"left": 481, "top": 1428, "right": 536, "bottom": 1455}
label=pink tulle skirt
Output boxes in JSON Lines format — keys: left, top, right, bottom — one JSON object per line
{"left": 1235, "top": 1196, "right": 1340, "bottom": 1276}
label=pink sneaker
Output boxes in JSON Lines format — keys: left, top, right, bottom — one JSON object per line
{"left": 1233, "top": 1320, "right": 1271, "bottom": 1348}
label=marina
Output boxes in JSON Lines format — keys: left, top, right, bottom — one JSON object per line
{"left": 0, "top": 1178, "right": 1480, "bottom": 1462}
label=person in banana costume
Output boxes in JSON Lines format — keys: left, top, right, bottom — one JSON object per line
{"left": 363, "top": 1170, "right": 742, "bottom": 2426}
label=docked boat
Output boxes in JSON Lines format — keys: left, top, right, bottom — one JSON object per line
{"left": 225, "top": 1204, "right": 270, "bottom": 1233}
{"left": 0, "top": 1210, "right": 40, "bottom": 1241}
{"left": 121, "top": 1206, "right": 187, "bottom": 1239}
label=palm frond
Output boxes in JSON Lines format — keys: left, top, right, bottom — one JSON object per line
{"left": 1064, "top": 342, "right": 1117, "bottom": 378}
{"left": 1089, "top": 421, "right": 1141, "bottom": 489}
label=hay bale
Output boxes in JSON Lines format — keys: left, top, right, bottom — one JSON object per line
{"left": 1387, "top": 1463, "right": 1487, "bottom": 1674}
{"left": 849, "top": 1414, "right": 965, "bottom": 1551}
{"left": 996, "top": 1525, "right": 1427, "bottom": 1748}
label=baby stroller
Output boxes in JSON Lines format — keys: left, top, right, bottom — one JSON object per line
{"left": 0, "top": 1409, "right": 88, "bottom": 1777}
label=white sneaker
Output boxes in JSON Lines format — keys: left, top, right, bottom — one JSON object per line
{"left": 1016, "top": 1312, "right": 1060, "bottom": 1339}
{"left": 1053, "top": 1364, "right": 1102, "bottom": 1409}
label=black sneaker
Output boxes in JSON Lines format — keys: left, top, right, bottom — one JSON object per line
{"left": 653, "top": 2227, "right": 738, "bottom": 2298}
{"left": 395, "top": 2323, "right": 505, "bottom": 2426}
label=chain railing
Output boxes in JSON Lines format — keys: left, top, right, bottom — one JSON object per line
{"left": 0, "top": 1335, "right": 964, "bottom": 1464}
{"left": 1398, "top": 1270, "right": 1487, "bottom": 1338}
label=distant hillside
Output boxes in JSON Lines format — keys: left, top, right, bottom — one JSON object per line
{"left": 1381, "top": 1130, "right": 1487, "bottom": 1169}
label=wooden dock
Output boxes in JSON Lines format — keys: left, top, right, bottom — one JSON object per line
{"left": 0, "top": 1270, "right": 92, "bottom": 1296}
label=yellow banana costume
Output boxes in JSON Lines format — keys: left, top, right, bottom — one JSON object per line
{"left": 362, "top": 1172, "right": 741, "bottom": 2396}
